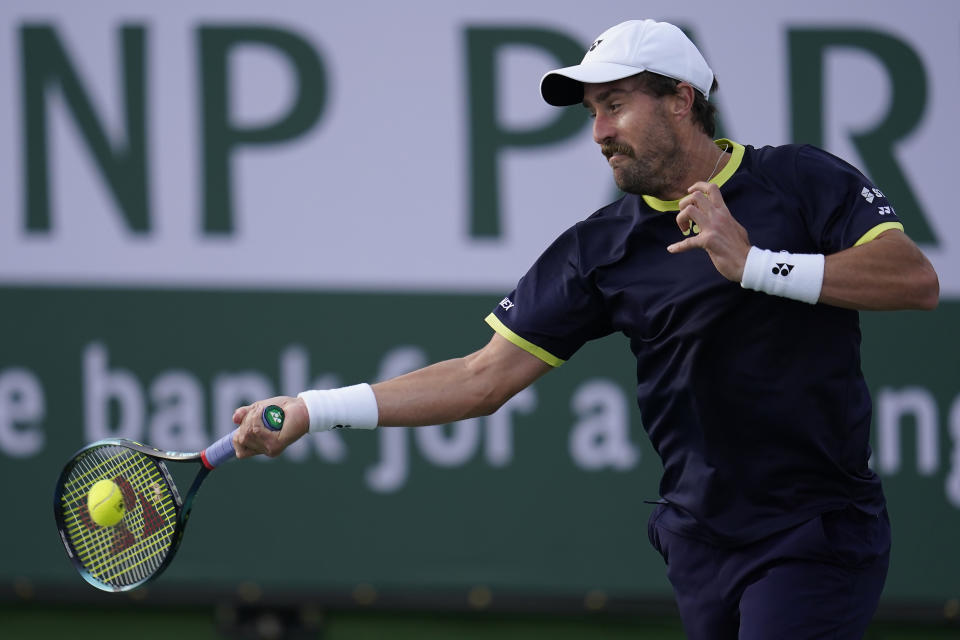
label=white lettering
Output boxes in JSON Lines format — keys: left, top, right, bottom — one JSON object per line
{"left": 279, "top": 345, "right": 310, "bottom": 462}
{"left": 416, "top": 419, "right": 481, "bottom": 467}
{"left": 212, "top": 371, "right": 272, "bottom": 441}
{"left": 365, "top": 346, "right": 426, "bottom": 493}
{"left": 279, "top": 346, "right": 346, "bottom": 463}
{"left": 945, "top": 396, "right": 960, "bottom": 507}
{"left": 876, "top": 387, "right": 939, "bottom": 475}
{"left": 486, "top": 387, "right": 536, "bottom": 466}
{"left": 149, "top": 371, "right": 206, "bottom": 451}
{"left": 569, "top": 379, "right": 638, "bottom": 471}
{"left": 0, "top": 368, "right": 45, "bottom": 457}
{"left": 367, "top": 428, "right": 408, "bottom": 494}
{"left": 83, "top": 342, "right": 144, "bottom": 442}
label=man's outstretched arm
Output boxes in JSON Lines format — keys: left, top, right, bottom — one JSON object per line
{"left": 231, "top": 333, "right": 554, "bottom": 458}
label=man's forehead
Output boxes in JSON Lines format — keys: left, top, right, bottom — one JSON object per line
{"left": 582, "top": 77, "right": 638, "bottom": 104}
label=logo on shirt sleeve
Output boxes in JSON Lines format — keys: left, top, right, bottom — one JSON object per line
{"left": 499, "top": 297, "right": 515, "bottom": 311}
{"left": 860, "top": 186, "right": 884, "bottom": 203}
{"left": 860, "top": 186, "right": 895, "bottom": 216}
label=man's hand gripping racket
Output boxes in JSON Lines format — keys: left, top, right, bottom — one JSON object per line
{"left": 53, "top": 405, "right": 286, "bottom": 592}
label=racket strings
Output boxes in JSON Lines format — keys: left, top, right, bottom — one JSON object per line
{"left": 59, "top": 446, "right": 178, "bottom": 588}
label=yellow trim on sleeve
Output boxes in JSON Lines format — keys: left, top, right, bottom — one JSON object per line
{"left": 485, "top": 314, "right": 565, "bottom": 367}
{"left": 854, "top": 221, "right": 904, "bottom": 247}
{"left": 642, "top": 139, "right": 744, "bottom": 212}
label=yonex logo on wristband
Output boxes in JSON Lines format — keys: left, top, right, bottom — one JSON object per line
{"left": 742, "top": 247, "right": 823, "bottom": 305}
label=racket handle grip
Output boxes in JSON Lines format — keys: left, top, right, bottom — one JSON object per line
{"left": 201, "top": 431, "right": 237, "bottom": 469}
{"left": 201, "top": 405, "right": 286, "bottom": 470}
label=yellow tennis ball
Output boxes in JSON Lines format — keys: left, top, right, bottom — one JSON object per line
{"left": 88, "top": 479, "right": 125, "bottom": 527}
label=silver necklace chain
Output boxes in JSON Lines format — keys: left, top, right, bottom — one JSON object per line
{"left": 708, "top": 143, "right": 730, "bottom": 182}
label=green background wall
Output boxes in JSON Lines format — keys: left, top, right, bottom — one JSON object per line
{"left": 3, "top": 288, "right": 957, "bottom": 609}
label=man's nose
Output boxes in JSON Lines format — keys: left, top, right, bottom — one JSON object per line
{"left": 592, "top": 113, "right": 615, "bottom": 145}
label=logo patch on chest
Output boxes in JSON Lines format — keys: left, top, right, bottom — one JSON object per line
{"left": 681, "top": 222, "right": 701, "bottom": 237}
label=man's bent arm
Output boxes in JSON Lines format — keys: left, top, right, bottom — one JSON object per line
{"left": 820, "top": 229, "right": 939, "bottom": 311}
{"left": 669, "top": 184, "right": 939, "bottom": 311}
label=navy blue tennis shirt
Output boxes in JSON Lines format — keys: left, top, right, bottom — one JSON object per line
{"left": 487, "top": 140, "right": 904, "bottom": 546}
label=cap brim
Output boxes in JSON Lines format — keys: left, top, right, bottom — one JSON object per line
{"left": 540, "top": 62, "right": 645, "bottom": 106}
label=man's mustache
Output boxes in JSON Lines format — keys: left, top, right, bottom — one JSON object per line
{"left": 602, "top": 143, "right": 635, "bottom": 159}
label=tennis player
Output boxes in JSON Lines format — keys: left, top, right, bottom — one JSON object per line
{"left": 232, "top": 19, "right": 939, "bottom": 639}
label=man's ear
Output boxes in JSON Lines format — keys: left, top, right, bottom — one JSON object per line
{"left": 669, "top": 82, "right": 697, "bottom": 119}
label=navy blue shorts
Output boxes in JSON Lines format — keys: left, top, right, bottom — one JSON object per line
{"left": 647, "top": 504, "right": 890, "bottom": 639}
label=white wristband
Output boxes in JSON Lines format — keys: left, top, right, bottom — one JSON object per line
{"left": 297, "top": 383, "right": 379, "bottom": 432}
{"left": 740, "top": 246, "right": 824, "bottom": 304}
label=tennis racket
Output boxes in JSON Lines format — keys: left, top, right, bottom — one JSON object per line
{"left": 53, "top": 404, "right": 286, "bottom": 592}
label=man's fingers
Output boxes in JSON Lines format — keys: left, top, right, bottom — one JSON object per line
{"left": 235, "top": 444, "right": 257, "bottom": 460}
{"left": 232, "top": 396, "right": 304, "bottom": 460}
{"left": 670, "top": 202, "right": 707, "bottom": 253}
{"left": 677, "top": 192, "right": 698, "bottom": 211}
{"left": 674, "top": 206, "right": 696, "bottom": 233}
{"left": 679, "top": 189, "right": 713, "bottom": 212}
{"left": 687, "top": 180, "right": 720, "bottom": 197}
{"left": 232, "top": 431, "right": 253, "bottom": 459}
{"left": 232, "top": 404, "right": 251, "bottom": 425}
{"left": 675, "top": 185, "right": 725, "bottom": 239}
{"left": 667, "top": 236, "right": 700, "bottom": 254}
{"left": 234, "top": 409, "right": 287, "bottom": 459}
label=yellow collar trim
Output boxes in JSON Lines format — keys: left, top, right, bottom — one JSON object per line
{"left": 642, "top": 139, "right": 744, "bottom": 212}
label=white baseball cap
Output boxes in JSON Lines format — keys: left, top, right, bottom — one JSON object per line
{"left": 540, "top": 19, "right": 714, "bottom": 106}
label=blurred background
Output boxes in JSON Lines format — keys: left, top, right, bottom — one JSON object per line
{"left": 1, "top": 1, "right": 957, "bottom": 637}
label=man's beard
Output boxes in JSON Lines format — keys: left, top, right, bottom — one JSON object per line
{"left": 601, "top": 116, "right": 685, "bottom": 198}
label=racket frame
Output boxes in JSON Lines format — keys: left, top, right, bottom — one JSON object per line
{"left": 54, "top": 405, "right": 283, "bottom": 592}
{"left": 53, "top": 438, "right": 209, "bottom": 593}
